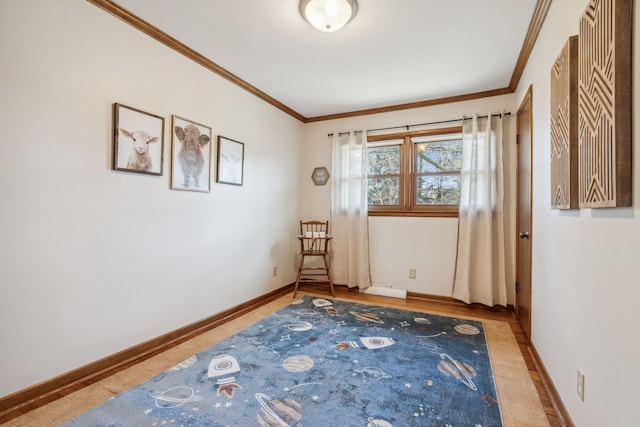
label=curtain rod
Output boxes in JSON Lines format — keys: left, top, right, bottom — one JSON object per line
{"left": 327, "top": 112, "right": 511, "bottom": 137}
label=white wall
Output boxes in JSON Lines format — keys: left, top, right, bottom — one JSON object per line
{"left": 368, "top": 217, "right": 458, "bottom": 295}
{"left": 301, "top": 95, "right": 517, "bottom": 299}
{"left": 0, "top": 1, "right": 302, "bottom": 398}
{"left": 515, "top": 1, "right": 640, "bottom": 425}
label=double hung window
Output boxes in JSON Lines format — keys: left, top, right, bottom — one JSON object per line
{"left": 366, "top": 127, "right": 462, "bottom": 217}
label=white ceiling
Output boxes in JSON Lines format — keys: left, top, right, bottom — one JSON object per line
{"left": 111, "top": 0, "right": 538, "bottom": 119}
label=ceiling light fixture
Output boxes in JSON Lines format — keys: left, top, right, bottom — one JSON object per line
{"left": 299, "top": 0, "right": 357, "bottom": 33}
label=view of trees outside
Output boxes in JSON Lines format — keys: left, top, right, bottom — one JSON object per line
{"left": 366, "top": 139, "right": 463, "bottom": 207}
{"left": 415, "top": 140, "right": 462, "bottom": 205}
{"left": 367, "top": 145, "right": 400, "bottom": 206}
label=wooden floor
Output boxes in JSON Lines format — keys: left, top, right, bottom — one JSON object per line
{"left": 1, "top": 285, "right": 562, "bottom": 426}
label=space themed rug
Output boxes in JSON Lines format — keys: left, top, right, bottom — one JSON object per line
{"left": 63, "top": 296, "right": 503, "bottom": 426}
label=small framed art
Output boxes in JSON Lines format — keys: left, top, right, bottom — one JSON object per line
{"left": 216, "top": 136, "right": 244, "bottom": 186}
{"left": 113, "top": 103, "right": 164, "bottom": 175}
{"left": 311, "top": 167, "right": 330, "bottom": 185}
{"left": 171, "top": 115, "right": 212, "bottom": 192}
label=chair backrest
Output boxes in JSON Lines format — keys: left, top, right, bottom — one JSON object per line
{"left": 299, "top": 220, "right": 330, "bottom": 253}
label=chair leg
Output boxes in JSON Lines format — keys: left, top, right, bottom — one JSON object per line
{"left": 323, "top": 254, "right": 335, "bottom": 297}
{"left": 293, "top": 254, "right": 305, "bottom": 298}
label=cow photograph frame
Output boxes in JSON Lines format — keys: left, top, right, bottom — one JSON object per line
{"left": 170, "top": 115, "right": 212, "bottom": 193}
{"left": 112, "top": 103, "right": 165, "bottom": 176}
{"left": 216, "top": 136, "right": 244, "bottom": 186}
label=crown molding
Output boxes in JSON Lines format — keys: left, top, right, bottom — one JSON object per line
{"left": 509, "top": 0, "right": 553, "bottom": 91}
{"left": 87, "top": 0, "right": 552, "bottom": 123}
{"left": 86, "top": 0, "right": 306, "bottom": 122}
{"left": 305, "top": 88, "right": 513, "bottom": 122}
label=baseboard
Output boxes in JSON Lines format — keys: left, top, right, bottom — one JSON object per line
{"left": 0, "top": 283, "right": 294, "bottom": 420}
{"left": 406, "top": 291, "right": 462, "bottom": 305}
{"left": 529, "top": 343, "right": 575, "bottom": 427}
{"left": 406, "top": 291, "right": 515, "bottom": 312}
{"left": 360, "top": 286, "right": 407, "bottom": 299}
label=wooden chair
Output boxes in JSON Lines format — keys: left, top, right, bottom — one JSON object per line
{"left": 293, "top": 220, "right": 335, "bottom": 298}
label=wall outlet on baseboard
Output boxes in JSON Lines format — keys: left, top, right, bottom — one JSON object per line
{"left": 577, "top": 368, "right": 585, "bottom": 401}
{"left": 409, "top": 269, "right": 416, "bottom": 279}
{"left": 272, "top": 266, "right": 277, "bottom": 277}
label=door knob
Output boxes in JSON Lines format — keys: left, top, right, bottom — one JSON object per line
{"left": 519, "top": 231, "right": 529, "bottom": 239}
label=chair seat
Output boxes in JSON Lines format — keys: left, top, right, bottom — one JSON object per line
{"left": 301, "top": 250, "right": 329, "bottom": 256}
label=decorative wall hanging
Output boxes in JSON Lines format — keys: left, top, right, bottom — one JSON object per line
{"left": 550, "top": 36, "right": 579, "bottom": 209}
{"left": 577, "top": 0, "right": 632, "bottom": 208}
{"left": 112, "top": 103, "right": 164, "bottom": 176}
{"left": 170, "top": 116, "right": 212, "bottom": 192}
{"left": 216, "top": 136, "right": 245, "bottom": 186}
{"left": 311, "top": 167, "right": 330, "bottom": 185}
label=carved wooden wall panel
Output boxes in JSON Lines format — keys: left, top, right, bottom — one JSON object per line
{"left": 578, "top": 0, "right": 632, "bottom": 208}
{"left": 551, "top": 36, "right": 578, "bottom": 209}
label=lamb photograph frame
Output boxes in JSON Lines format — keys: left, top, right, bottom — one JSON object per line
{"left": 112, "top": 103, "right": 164, "bottom": 175}
{"left": 170, "top": 115, "right": 212, "bottom": 193}
{"left": 216, "top": 136, "right": 244, "bottom": 186}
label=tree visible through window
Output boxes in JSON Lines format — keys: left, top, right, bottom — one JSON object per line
{"left": 367, "top": 144, "right": 401, "bottom": 206}
{"left": 366, "top": 127, "right": 462, "bottom": 216}
{"left": 414, "top": 139, "right": 462, "bottom": 205}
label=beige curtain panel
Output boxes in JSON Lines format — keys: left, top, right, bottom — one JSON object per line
{"left": 453, "top": 114, "right": 508, "bottom": 307}
{"left": 330, "top": 130, "right": 371, "bottom": 289}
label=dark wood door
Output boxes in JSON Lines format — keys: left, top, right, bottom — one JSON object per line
{"left": 516, "top": 87, "right": 533, "bottom": 341}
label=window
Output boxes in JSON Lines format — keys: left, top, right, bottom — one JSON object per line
{"left": 367, "top": 142, "right": 402, "bottom": 206}
{"left": 366, "top": 127, "right": 462, "bottom": 217}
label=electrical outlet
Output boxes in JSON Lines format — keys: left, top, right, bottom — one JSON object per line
{"left": 577, "top": 368, "right": 585, "bottom": 401}
{"left": 409, "top": 269, "right": 416, "bottom": 279}
{"left": 272, "top": 266, "right": 277, "bottom": 277}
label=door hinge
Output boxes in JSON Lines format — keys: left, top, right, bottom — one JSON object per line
{"left": 516, "top": 135, "right": 520, "bottom": 145}
{"left": 515, "top": 282, "right": 520, "bottom": 293}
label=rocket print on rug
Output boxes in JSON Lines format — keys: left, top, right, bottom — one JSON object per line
{"left": 333, "top": 337, "right": 396, "bottom": 350}
{"left": 208, "top": 354, "right": 242, "bottom": 398}
{"left": 311, "top": 297, "right": 333, "bottom": 307}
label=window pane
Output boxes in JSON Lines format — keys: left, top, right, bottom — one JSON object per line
{"left": 416, "top": 174, "right": 460, "bottom": 205}
{"left": 415, "top": 140, "right": 462, "bottom": 173}
{"left": 368, "top": 177, "right": 400, "bottom": 206}
{"left": 367, "top": 145, "right": 400, "bottom": 175}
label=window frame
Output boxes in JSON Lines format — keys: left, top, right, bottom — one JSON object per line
{"left": 367, "top": 126, "right": 462, "bottom": 218}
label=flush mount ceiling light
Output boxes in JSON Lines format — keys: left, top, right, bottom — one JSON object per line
{"left": 299, "top": 0, "right": 358, "bottom": 32}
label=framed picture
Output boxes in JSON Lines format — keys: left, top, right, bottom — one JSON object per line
{"left": 113, "top": 103, "right": 164, "bottom": 175}
{"left": 170, "top": 115, "right": 212, "bottom": 192}
{"left": 216, "top": 136, "right": 244, "bottom": 186}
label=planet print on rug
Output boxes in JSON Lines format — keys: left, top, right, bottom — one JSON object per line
{"left": 437, "top": 353, "right": 478, "bottom": 390}
{"left": 282, "top": 355, "right": 314, "bottom": 372}
{"left": 62, "top": 297, "right": 503, "bottom": 426}
{"left": 150, "top": 386, "right": 203, "bottom": 408}
{"left": 169, "top": 354, "right": 197, "bottom": 370}
{"left": 255, "top": 393, "right": 303, "bottom": 427}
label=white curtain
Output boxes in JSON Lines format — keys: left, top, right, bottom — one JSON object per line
{"left": 453, "top": 113, "right": 507, "bottom": 306}
{"left": 330, "top": 130, "right": 371, "bottom": 289}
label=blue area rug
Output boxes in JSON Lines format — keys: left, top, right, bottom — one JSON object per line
{"left": 64, "top": 297, "right": 503, "bottom": 426}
